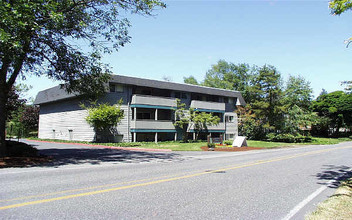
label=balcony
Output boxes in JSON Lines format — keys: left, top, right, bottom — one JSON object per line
{"left": 188, "top": 122, "right": 225, "bottom": 132}
{"left": 131, "top": 95, "right": 176, "bottom": 109}
{"left": 131, "top": 120, "right": 176, "bottom": 131}
{"left": 190, "top": 100, "right": 225, "bottom": 112}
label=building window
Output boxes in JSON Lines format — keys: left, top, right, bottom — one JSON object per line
{"left": 157, "top": 109, "right": 173, "bottom": 120}
{"left": 109, "top": 83, "right": 123, "bottom": 93}
{"left": 206, "top": 95, "right": 219, "bottom": 102}
{"left": 136, "top": 108, "right": 155, "bottom": 120}
{"left": 175, "top": 92, "right": 187, "bottom": 99}
{"left": 225, "top": 116, "right": 235, "bottom": 123}
{"left": 226, "top": 134, "right": 234, "bottom": 140}
{"left": 191, "top": 93, "right": 202, "bottom": 101}
{"left": 68, "top": 129, "right": 73, "bottom": 140}
{"left": 224, "top": 97, "right": 228, "bottom": 103}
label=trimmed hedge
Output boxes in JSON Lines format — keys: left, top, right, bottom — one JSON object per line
{"left": 266, "top": 133, "right": 312, "bottom": 143}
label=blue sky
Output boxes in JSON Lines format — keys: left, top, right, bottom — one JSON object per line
{"left": 23, "top": 0, "right": 352, "bottom": 101}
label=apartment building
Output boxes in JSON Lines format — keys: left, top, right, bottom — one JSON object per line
{"left": 34, "top": 75, "right": 246, "bottom": 143}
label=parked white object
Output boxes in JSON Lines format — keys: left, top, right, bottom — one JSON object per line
{"left": 232, "top": 136, "right": 247, "bottom": 147}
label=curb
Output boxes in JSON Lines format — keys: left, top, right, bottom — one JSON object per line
{"left": 26, "top": 139, "right": 172, "bottom": 152}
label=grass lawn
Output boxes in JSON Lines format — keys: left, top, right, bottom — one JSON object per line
{"left": 248, "top": 137, "right": 352, "bottom": 149}
{"left": 306, "top": 178, "right": 352, "bottom": 220}
{"left": 26, "top": 136, "right": 352, "bottom": 151}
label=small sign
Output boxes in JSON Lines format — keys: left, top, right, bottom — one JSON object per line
{"left": 232, "top": 136, "right": 247, "bottom": 148}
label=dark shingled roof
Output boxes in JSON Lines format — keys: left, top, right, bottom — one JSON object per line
{"left": 34, "top": 74, "right": 246, "bottom": 105}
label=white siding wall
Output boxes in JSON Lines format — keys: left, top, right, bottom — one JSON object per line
{"left": 116, "top": 105, "right": 131, "bottom": 142}
{"left": 38, "top": 102, "right": 95, "bottom": 142}
{"left": 225, "top": 113, "right": 238, "bottom": 138}
{"left": 38, "top": 99, "right": 132, "bottom": 142}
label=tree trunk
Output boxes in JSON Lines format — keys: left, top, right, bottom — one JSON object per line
{"left": 0, "top": 91, "right": 7, "bottom": 157}
{"left": 182, "top": 127, "right": 188, "bottom": 143}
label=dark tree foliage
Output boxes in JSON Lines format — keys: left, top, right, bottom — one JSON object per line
{"left": 183, "top": 76, "right": 199, "bottom": 85}
{"left": 283, "top": 75, "right": 312, "bottom": 110}
{"left": 249, "top": 65, "right": 284, "bottom": 133}
{"left": 201, "top": 60, "right": 254, "bottom": 102}
{"left": 19, "top": 105, "right": 40, "bottom": 131}
{"left": 187, "top": 60, "right": 317, "bottom": 141}
{"left": 312, "top": 91, "right": 352, "bottom": 136}
{"left": 6, "top": 87, "right": 26, "bottom": 121}
{"left": 0, "top": 0, "right": 165, "bottom": 156}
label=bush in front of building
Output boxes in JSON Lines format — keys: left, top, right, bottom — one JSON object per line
{"left": 207, "top": 142, "right": 215, "bottom": 148}
{"left": 81, "top": 101, "right": 124, "bottom": 142}
{"left": 223, "top": 140, "right": 233, "bottom": 145}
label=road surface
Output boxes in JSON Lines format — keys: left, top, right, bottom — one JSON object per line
{"left": 1, "top": 140, "right": 351, "bottom": 219}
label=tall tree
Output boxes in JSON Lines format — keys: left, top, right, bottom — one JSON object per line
{"left": 174, "top": 99, "right": 190, "bottom": 142}
{"left": 250, "top": 65, "right": 284, "bottom": 131}
{"left": 19, "top": 105, "right": 40, "bottom": 132}
{"left": 283, "top": 75, "right": 313, "bottom": 110}
{"left": 281, "top": 76, "right": 315, "bottom": 136}
{"left": 6, "top": 86, "right": 26, "bottom": 121}
{"left": 0, "top": 0, "right": 165, "bottom": 156}
{"left": 312, "top": 91, "right": 352, "bottom": 136}
{"left": 183, "top": 76, "right": 199, "bottom": 85}
{"left": 201, "top": 60, "right": 254, "bottom": 102}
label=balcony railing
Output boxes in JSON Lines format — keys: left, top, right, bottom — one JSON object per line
{"left": 131, "top": 120, "right": 175, "bottom": 130}
{"left": 131, "top": 95, "right": 177, "bottom": 108}
{"left": 187, "top": 122, "right": 225, "bottom": 132}
{"left": 190, "top": 100, "right": 225, "bottom": 112}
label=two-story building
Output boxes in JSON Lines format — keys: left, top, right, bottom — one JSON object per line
{"left": 34, "top": 75, "right": 246, "bottom": 143}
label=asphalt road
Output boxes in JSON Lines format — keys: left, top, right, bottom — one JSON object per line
{"left": 1, "top": 140, "right": 351, "bottom": 219}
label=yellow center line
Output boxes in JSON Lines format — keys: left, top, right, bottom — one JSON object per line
{"left": 1, "top": 145, "right": 351, "bottom": 210}
{"left": 2, "top": 151, "right": 318, "bottom": 203}
{"left": 0, "top": 171, "right": 195, "bottom": 203}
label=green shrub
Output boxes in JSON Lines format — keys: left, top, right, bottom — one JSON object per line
{"left": 266, "top": 133, "right": 312, "bottom": 143}
{"left": 82, "top": 101, "right": 124, "bottom": 132}
{"left": 224, "top": 140, "right": 233, "bottom": 145}
{"left": 28, "top": 131, "right": 38, "bottom": 138}
{"left": 207, "top": 142, "right": 215, "bottom": 148}
{"left": 266, "top": 133, "right": 276, "bottom": 141}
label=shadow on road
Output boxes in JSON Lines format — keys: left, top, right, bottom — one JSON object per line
{"left": 32, "top": 146, "right": 184, "bottom": 167}
{"left": 315, "top": 165, "right": 352, "bottom": 188}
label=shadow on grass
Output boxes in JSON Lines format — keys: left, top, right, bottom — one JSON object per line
{"left": 316, "top": 165, "right": 352, "bottom": 189}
